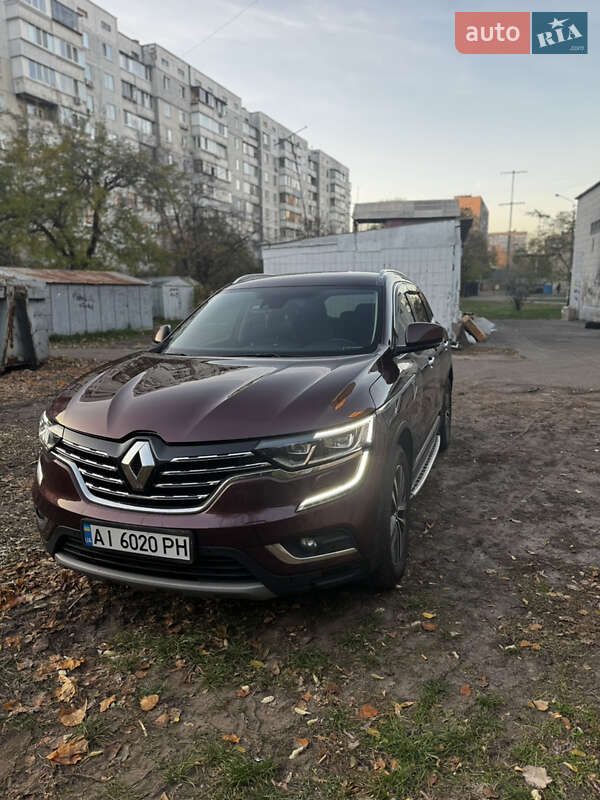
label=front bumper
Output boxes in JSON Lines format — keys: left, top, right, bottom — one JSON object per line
{"left": 33, "top": 442, "right": 381, "bottom": 598}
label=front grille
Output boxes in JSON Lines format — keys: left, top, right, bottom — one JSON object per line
{"left": 57, "top": 531, "right": 255, "bottom": 582}
{"left": 54, "top": 439, "right": 271, "bottom": 511}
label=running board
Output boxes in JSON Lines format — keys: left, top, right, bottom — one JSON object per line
{"left": 411, "top": 434, "right": 441, "bottom": 498}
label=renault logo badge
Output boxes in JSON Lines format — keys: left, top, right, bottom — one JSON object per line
{"left": 121, "top": 441, "right": 155, "bottom": 490}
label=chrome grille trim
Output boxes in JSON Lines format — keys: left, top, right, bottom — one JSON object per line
{"left": 53, "top": 435, "right": 275, "bottom": 514}
{"left": 162, "top": 462, "right": 271, "bottom": 476}
{"left": 170, "top": 451, "right": 255, "bottom": 462}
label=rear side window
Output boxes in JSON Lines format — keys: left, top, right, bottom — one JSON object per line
{"left": 406, "top": 292, "right": 432, "bottom": 323}
{"left": 394, "top": 286, "right": 414, "bottom": 339}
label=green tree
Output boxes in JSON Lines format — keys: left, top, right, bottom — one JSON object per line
{"left": 142, "top": 166, "right": 260, "bottom": 294}
{"left": 523, "top": 210, "right": 573, "bottom": 284}
{"left": 460, "top": 221, "right": 495, "bottom": 291}
{"left": 0, "top": 121, "right": 156, "bottom": 270}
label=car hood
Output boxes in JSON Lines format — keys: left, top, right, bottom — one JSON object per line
{"left": 49, "top": 351, "right": 381, "bottom": 443}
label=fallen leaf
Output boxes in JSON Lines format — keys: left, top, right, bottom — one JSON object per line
{"left": 520, "top": 640, "right": 533, "bottom": 648}
{"left": 55, "top": 674, "right": 76, "bottom": 703}
{"left": 359, "top": 704, "right": 379, "bottom": 719}
{"left": 301, "top": 691, "right": 311, "bottom": 702}
{"left": 237, "top": 685, "right": 250, "bottom": 698}
{"left": 59, "top": 701, "right": 87, "bottom": 727}
{"left": 139, "top": 694, "right": 159, "bottom": 712}
{"left": 371, "top": 673, "right": 385, "bottom": 680}
{"left": 422, "top": 621, "right": 437, "bottom": 632}
{"left": 289, "top": 737, "right": 309, "bottom": 759}
{"left": 249, "top": 659, "right": 265, "bottom": 669}
{"left": 365, "top": 727, "right": 380, "bottom": 738}
{"left": 533, "top": 699, "right": 549, "bottom": 712}
{"left": 562, "top": 761, "right": 578, "bottom": 773}
{"left": 570, "top": 749, "right": 586, "bottom": 758}
{"left": 422, "top": 612, "right": 437, "bottom": 619}
{"left": 155, "top": 712, "right": 169, "bottom": 728}
{"left": 60, "top": 657, "right": 85, "bottom": 671}
{"left": 169, "top": 708, "right": 181, "bottom": 724}
{"left": 528, "top": 623, "right": 543, "bottom": 631}
{"left": 531, "top": 791, "right": 542, "bottom": 800}
{"left": 222, "top": 733, "right": 240, "bottom": 743}
{"left": 160, "top": 794, "right": 171, "bottom": 800}
{"left": 460, "top": 684, "right": 472, "bottom": 697}
{"left": 293, "top": 706, "right": 310, "bottom": 716}
{"left": 393, "top": 701, "right": 415, "bottom": 715}
{"left": 522, "top": 765, "right": 552, "bottom": 789}
{"left": 99, "top": 695, "right": 116, "bottom": 713}
{"left": 47, "top": 736, "right": 88, "bottom": 765}
{"left": 261, "top": 696, "right": 275, "bottom": 704}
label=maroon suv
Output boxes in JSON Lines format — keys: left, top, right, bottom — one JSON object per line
{"left": 33, "top": 270, "right": 452, "bottom": 598}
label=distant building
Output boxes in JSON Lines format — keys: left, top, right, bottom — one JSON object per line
{"left": 488, "top": 231, "right": 528, "bottom": 268}
{"left": 455, "top": 195, "right": 489, "bottom": 237}
{"left": 570, "top": 180, "right": 600, "bottom": 322}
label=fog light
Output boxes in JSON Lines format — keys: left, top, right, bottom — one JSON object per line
{"left": 300, "top": 537, "right": 318, "bottom": 552}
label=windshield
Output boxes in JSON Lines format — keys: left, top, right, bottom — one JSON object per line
{"left": 162, "top": 285, "right": 383, "bottom": 357}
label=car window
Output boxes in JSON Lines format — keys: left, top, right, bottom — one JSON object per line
{"left": 162, "top": 285, "right": 383, "bottom": 357}
{"left": 394, "top": 286, "right": 414, "bottom": 340}
{"left": 406, "top": 292, "right": 431, "bottom": 323}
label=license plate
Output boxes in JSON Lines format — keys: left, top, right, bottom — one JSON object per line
{"left": 82, "top": 522, "right": 191, "bottom": 562}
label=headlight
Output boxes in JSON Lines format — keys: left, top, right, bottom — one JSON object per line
{"left": 39, "top": 412, "right": 64, "bottom": 452}
{"left": 257, "top": 416, "right": 374, "bottom": 470}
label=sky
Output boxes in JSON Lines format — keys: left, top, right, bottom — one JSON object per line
{"left": 99, "top": 0, "right": 598, "bottom": 234}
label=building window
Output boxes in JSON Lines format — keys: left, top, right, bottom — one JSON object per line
{"left": 27, "top": 58, "right": 56, "bottom": 87}
{"left": 103, "top": 72, "right": 114, "bottom": 91}
{"left": 102, "top": 42, "right": 112, "bottom": 60}
{"left": 0, "top": 95, "right": 5, "bottom": 112}
{"left": 163, "top": 101, "right": 171, "bottom": 117}
{"left": 81, "top": 31, "right": 89, "bottom": 47}
{"left": 51, "top": 0, "right": 79, "bottom": 29}
{"left": 165, "top": 127, "right": 172, "bottom": 143}
{"left": 177, "top": 67, "right": 184, "bottom": 78}
{"left": 59, "top": 39, "right": 80, "bottom": 63}
{"left": 101, "top": 21, "right": 111, "bottom": 31}
{"left": 24, "top": 0, "right": 47, "bottom": 10}
{"left": 191, "top": 110, "right": 227, "bottom": 137}
{"left": 179, "top": 109, "right": 186, "bottom": 124}
{"left": 161, "top": 57, "right": 169, "bottom": 67}
{"left": 105, "top": 103, "right": 116, "bottom": 120}
{"left": 119, "top": 52, "right": 151, "bottom": 80}
{"left": 263, "top": 132, "right": 269, "bottom": 146}
{"left": 27, "top": 23, "right": 54, "bottom": 52}
{"left": 86, "top": 95, "right": 94, "bottom": 112}
{"left": 264, "top": 172, "right": 269, "bottom": 184}
{"left": 163, "top": 75, "right": 170, "bottom": 90}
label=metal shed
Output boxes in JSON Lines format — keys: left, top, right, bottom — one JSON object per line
{"left": 0, "top": 272, "right": 49, "bottom": 373}
{"left": 151, "top": 276, "right": 198, "bottom": 320}
{"left": 262, "top": 218, "right": 462, "bottom": 335}
{"left": 0, "top": 268, "right": 152, "bottom": 335}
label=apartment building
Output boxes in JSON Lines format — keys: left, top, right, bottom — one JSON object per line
{"left": 0, "top": 0, "right": 351, "bottom": 243}
{"left": 455, "top": 195, "right": 489, "bottom": 238}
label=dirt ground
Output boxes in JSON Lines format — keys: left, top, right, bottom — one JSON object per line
{"left": 1, "top": 320, "right": 600, "bottom": 800}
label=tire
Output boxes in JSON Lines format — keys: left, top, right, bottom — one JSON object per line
{"left": 439, "top": 379, "right": 452, "bottom": 452}
{"left": 369, "top": 444, "right": 411, "bottom": 590}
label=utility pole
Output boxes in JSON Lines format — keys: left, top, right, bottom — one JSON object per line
{"left": 500, "top": 170, "right": 527, "bottom": 272}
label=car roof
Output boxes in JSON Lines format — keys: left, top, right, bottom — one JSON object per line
{"left": 228, "top": 270, "right": 409, "bottom": 290}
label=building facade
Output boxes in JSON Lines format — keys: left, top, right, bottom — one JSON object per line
{"left": 488, "top": 231, "right": 528, "bottom": 267}
{"left": 455, "top": 195, "right": 489, "bottom": 237}
{"left": 0, "top": 0, "right": 351, "bottom": 244}
{"left": 570, "top": 180, "right": 600, "bottom": 322}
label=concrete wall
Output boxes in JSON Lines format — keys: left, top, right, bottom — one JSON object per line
{"left": 262, "top": 221, "right": 462, "bottom": 335}
{"left": 48, "top": 283, "right": 152, "bottom": 335}
{"left": 570, "top": 185, "right": 600, "bottom": 322}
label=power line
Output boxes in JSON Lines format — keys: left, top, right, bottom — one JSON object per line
{"left": 182, "top": 0, "right": 259, "bottom": 57}
{"left": 500, "top": 170, "right": 527, "bottom": 272}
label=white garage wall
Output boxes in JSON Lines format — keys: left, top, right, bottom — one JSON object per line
{"left": 262, "top": 221, "right": 462, "bottom": 335}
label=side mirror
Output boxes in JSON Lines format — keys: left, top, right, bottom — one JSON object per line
{"left": 402, "top": 322, "right": 445, "bottom": 352}
{"left": 153, "top": 324, "right": 171, "bottom": 344}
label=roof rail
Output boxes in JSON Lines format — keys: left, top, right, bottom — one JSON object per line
{"left": 232, "top": 273, "right": 267, "bottom": 284}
